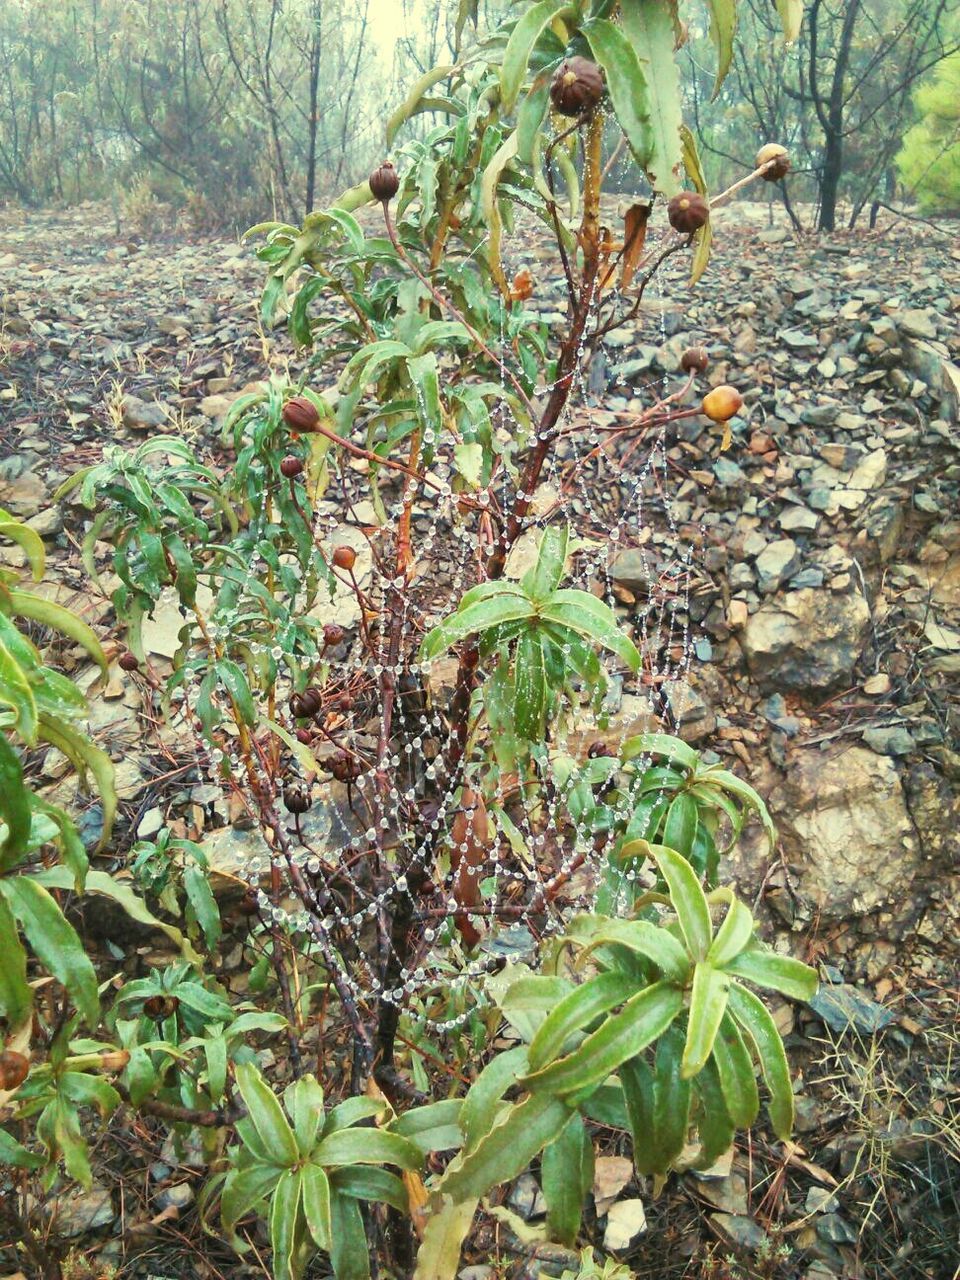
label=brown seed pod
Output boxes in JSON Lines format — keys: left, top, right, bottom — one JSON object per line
{"left": 332, "top": 545, "right": 357, "bottom": 572}
{"left": 290, "top": 687, "right": 322, "bottom": 719}
{"left": 143, "top": 995, "right": 180, "bottom": 1022}
{"left": 680, "top": 346, "right": 710, "bottom": 375}
{"left": 368, "top": 161, "right": 400, "bottom": 203}
{"left": 295, "top": 727, "right": 314, "bottom": 745}
{"left": 0, "top": 1050, "right": 29, "bottom": 1090}
{"left": 550, "top": 56, "right": 605, "bottom": 117}
{"left": 323, "top": 622, "right": 344, "bottom": 648}
{"left": 283, "top": 781, "right": 312, "bottom": 815}
{"left": 282, "top": 396, "right": 320, "bottom": 433}
{"left": 702, "top": 385, "right": 744, "bottom": 422}
{"left": 118, "top": 651, "right": 140, "bottom": 672}
{"left": 756, "top": 143, "right": 790, "bottom": 181}
{"left": 280, "top": 455, "right": 304, "bottom": 479}
{"left": 667, "top": 191, "right": 709, "bottom": 234}
{"left": 329, "top": 751, "right": 362, "bottom": 784}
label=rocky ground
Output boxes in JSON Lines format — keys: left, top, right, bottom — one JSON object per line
{"left": 1, "top": 199, "right": 958, "bottom": 1279}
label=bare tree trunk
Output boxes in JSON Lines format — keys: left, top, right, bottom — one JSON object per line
{"left": 305, "top": 0, "right": 322, "bottom": 215}
{"left": 810, "top": 0, "right": 861, "bottom": 232}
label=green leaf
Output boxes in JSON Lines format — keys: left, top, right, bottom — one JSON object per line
{"left": 619, "top": 0, "right": 683, "bottom": 195}
{"left": 542, "top": 1111, "right": 592, "bottom": 1247}
{"left": 681, "top": 963, "right": 730, "bottom": 1078}
{"left": 460, "top": 1045, "right": 530, "bottom": 1154}
{"left": 0, "top": 734, "right": 31, "bottom": 869}
{"left": 314, "top": 1127, "right": 422, "bottom": 1171}
{"left": 569, "top": 917, "right": 690, "bottom": 984}
{"left": 647, "top": 844, "right": 712, "bottom": 961}
{"left": 204, "top": 1033, "right": 228, "bottom": 1104}
{"left": 269, "top": 1168, "right": 302, "bottom": 1280}
{"left": 59, "top": 1071, "right": 121, "bottom": 1118}
{"left": 706, "top": 892, "right": 755, "bottom": 969}
{"left": 624, "top": 1022, "right": 691, "bottom": 1175}
{"left": 0, "top": 510, "right": 44, "bottom": 580}
{"left": 726, "top": 982, "right": 795, "bottom": 1139}
{"left": 523, "top": 983, "right": 683, "bottom": 1098}
{"left": 662, "top": 792, "right": 698, "bottom": 859}
{"left": 705, "top": 0, "right": 737, "bottom": 98}
{"left": 221, "top": 1162, "right": 284, "bottom": 1239}
{"left": 453, "top": 442, "right": 483, "bottom": 489}
{"left": 420, "top": 593, "right": 534, "bottom": 662}
{"left": 329, "top": 1189, "right": 371, "bottom": 1280}
{"left": 0, "top": 889, "right": 31, "bottom": 1030}
{"left": 387, "top": 65, "right": 456, "bottom": 146}
{"left": 0, "top": 639, "right": 37, "bottom": 742}
{"left": 516, "top": 72, "right": 552, "bottom": 164}
{"left": 0, "top": 877, "right": 99, "bottom": 1025}
{"left": 479, "top": 130, "right": 520, "bottom": 298}
{"left": 437, "top": 1093, "right": 572, "bottom": 1203}
{"left": 340, "top": 339, "right": 412, "bottom": 394}
{"left": 389, "top": 1099, "right": 463, "bottom": 1156}
{"left": 522, "top": 525, "right": 569, "bottom": 602}
{"left": 324, "top": 1096, "right": 388, "bottom": 1132}
{"left": 500, "top": 1, "right": 571, "bottom": 112}
{"left": 0, "top": 1126, "right": 44, "bottom": 1170}
{"left": 218, "top": 659, "right": 256, "bottom": 726}
{"left": 35, "top": 717, "right": 116, "bottom": 851}
{"left": 7, "top": 590, "right": 107, "bottom": 676}
{"left": 528, "top": 972, "right": 637, "bottom": 1074}
{"left": 31, "top": 867, "right": 198, "bottom": 962}
{"left": 407, "top": 353, "right": 442, "bottom": 437}
{"left": 234, "top": 1062, "right": 299, "bottom": 1167}
{"left": 330, "top": 1166, "right": 408, "bottom": 1212}
{"left": 414, "top": 1195, "right": 479, "bottom": 1280}
{"left": 700, "top": 767, "right": 776, "bottom": 850}
{"left": 286, "top": 1074, "right": 326, "bottom": 1156}
{"left": 775, "top": 0, "right": 803, "bottom": 42}
{"left": 711, "top": 1012, "right": 759, "bottom": 1128}
{"left": 680, "top": 124, "right": 712, "bottom": 285}
{"left": 301, "top": 1162, "right": 332, "bottom": 1251}
{"left": 723, "top": 947, "right": 818, "bottom": 1003}
{"left": 582, "top": 19, "right": 652, "bottom": 169}
{"left": 691, "top": 1054, "right": 735, "bottom": 1168}
{"left": 621, "top": 732, "right": 698, "bottom": 771}
{"left": 538, "top": 590, "right": 641, "bottom": 673}
{"left": 513, "top": 630, "right": 546, "bottom": 739}
{"left": 183, "top": 864, "right": 221, "bottom": 950}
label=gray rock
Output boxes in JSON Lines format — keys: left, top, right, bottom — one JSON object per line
{"left": 862, "top": 725, "right": 915, "bottom": 756}
{"left": 25, "top": 506, "right": 63, "bottom": 537}
{"left": 507, "top": 1173, "right": 545, "bottom": 1219}
{"left": 45, "top": 1185, "right": 114, "bottom": 1237}
{"left": 710, "top": 1214, "right": 769, "bottom": 1250}
{"left": 770, "top": 747, "right": 919, "bottom": 918}
{"left": 779, "top": 505, "right": 820, "bottom": 533}
{"left": 122, "top": 393, "right": 167, "bottom": 430}
{"left": 609, "top": 547, "right": 652, "bottom": 592}
{"left": 741, "top": 587, "right": 869, "bottom": 693}
{"left": 778, "top": 328, "right": 819, "bottom": 351}
{"left": 789, "top": 567, "right": 824, "bottom": 590}
{"left": 755, "top": 538, "right": 799, "bottom": 594}
{"left": 154, "top": 1182, "right": 195, "bottom": 1212}
{"left": 810, "top": 982, "right": 896, "bottom": 1034}
{"left": 896, "top": 308, "right": 937, "bottom": 341}
{"left": 603, "top": 1198, "right": 647, "bottom": 1250}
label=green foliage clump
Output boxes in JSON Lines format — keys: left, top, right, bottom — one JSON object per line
{"left": 897, "top": 52, "right": 960, "bottom": 213}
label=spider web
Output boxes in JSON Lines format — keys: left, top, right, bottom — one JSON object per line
{"left": 182, "top": 156, "right": 704, "bottom": 1038}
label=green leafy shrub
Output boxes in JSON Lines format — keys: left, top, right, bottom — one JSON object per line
{"left": 49, "top": 1, "right": 813, "bottom": 1275}
{"left": 897, "top": 51, "right": 960, "bottom": 213}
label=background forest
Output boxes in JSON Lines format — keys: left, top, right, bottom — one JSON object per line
{"left": 1, "top": 0, "right": 958, "bottom": 230}
{"left": 2, "top": 1, "right": 960, "bottom": 1279}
